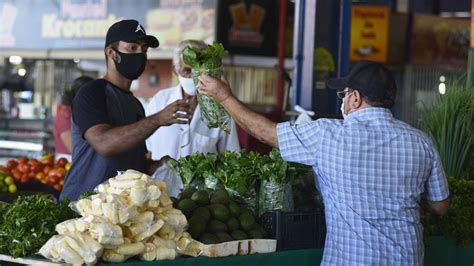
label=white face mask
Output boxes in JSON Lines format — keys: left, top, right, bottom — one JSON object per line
{"left": 178, "top": 75, "right": 196, "bottom": 96}
{"left": 340, "top": 101, "right": 347, "bottom": 119}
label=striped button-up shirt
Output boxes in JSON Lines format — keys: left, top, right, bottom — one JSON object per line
{"left": 277, "top": 107, "right": 449, "bottom": 265}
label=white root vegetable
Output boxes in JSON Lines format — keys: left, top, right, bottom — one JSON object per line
{"left": 131, "top": 211, "right": 154, "bottom": 224}
{"left": 130, "top": 187, "right": 147, "bottom": 205}
{"left": 156, "top": 248, "right": 177, "bottom": 260}
{"left": 102, "top": 249, "right": 127, "bottom": 263}
{"left": 134, "top": 219, "right": 164, "bottom": 242}
{"left": 115, "top": 172, "right": 142, "bottom": 180}
{"left": 55, "top": 219, "right": 77, "bottom": 235}
{"left": 39, "top": 235, "right": 59, "bottom": 260}
{"left": 139, "top": 243, "right": 157, "bottom": 261}
{"left": 147, "top": 185, "right": 161, "bottom": 200}
{"left": 117, "top": 242, "right": 146, "bottom": 256}
{"left": 56, "top": 237, "right": 84, "bottom": 265}
{"left": 157, "top": 223, "right": 176, "bottom": 240}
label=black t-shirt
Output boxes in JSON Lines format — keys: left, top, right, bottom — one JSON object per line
{"left": 60, "top": 79, "right": 147, "bottom": 201}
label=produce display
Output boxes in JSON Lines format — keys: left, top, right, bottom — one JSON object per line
{"left": 183, "top": 42, "right": 231, "bottom": 133}
{"left": 39, "top": 170, "right": 203, "bottom": 265}
{"left": 175, "top": 185, "right": 268, "bottom": 244}
{"left": 0, "top": 154, "right": 71, "bottom": 191}
{"left": 0, "top": 195, "right": 78, "bottom": 257}
{"left": 0, "top": 172, "right": 17, "bottom": 194}
{"left": 169, "top": 149, "right": 308, "bottom": 213}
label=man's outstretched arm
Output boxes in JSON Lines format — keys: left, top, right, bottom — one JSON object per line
{"left": 198, "top": 75, "right": 278, "bottom": 148}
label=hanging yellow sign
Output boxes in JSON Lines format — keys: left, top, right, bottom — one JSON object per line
{"left": 350, "top": 5, "right": 389, "bottom": 62}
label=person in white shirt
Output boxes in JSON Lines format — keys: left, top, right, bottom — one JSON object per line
{"left": 145, "top": 40, "right": 240, "bottom": 163}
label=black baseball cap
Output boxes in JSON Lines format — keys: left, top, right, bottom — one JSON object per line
{"left": 105, "top": 19, "right": 159, "bottom": 48}
{"left": 327, "top": 61, "right": 397, "bottom": 101}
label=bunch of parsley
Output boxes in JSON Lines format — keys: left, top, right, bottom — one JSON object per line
{"left": 183, "top": 42, "right": 231, "bottom": 133}
{"left": 0, "top": 195, "right": 78, "bottom": 257}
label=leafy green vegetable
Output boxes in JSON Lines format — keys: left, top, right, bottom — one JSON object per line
{"left": 183, "top": 42, "right": 231, "bottom": 133}
{"left": 172, "top": 149, "right": 308, "bottom": 197}
{"left": 183, "top": 42, "right": 227, "bottom": 69}
{"left": 0, "top": 195, "right": 78, "bottom": 257}
{"left": 422, "top": 176, "right": 474, "bottom": 246}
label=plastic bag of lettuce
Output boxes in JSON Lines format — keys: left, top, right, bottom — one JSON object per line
{"left": 183, "top": 42, "right": 231, "bottom": 133}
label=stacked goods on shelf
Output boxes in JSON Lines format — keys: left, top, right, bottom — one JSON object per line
{"left": 39, "top": 170, "right": 203, "bottom": 265}
{"left": 175, "top": 185, "right": 267, "bottom": 244}
{"left": 0, "top": 154, "right": 71, "bottom": 191}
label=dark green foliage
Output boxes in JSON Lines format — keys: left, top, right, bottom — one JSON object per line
{"left": 421, "top": 176, "right": 474, "bottom": 246}
{"left": 0, "top": 195, "right": 78, "bottom": 257}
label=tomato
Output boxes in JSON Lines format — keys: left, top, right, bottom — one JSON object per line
{"left": 30, "top": 163, "right": 44, "bottom": 173}
{"left": 53, "top": 184, "right": 63, "bottom": 191}
{"left": 27, "top": 158, "right": 39, "bottom": 166}
{"left": 11, "top": 169, "right": 21, "bottom": 181}
{"left": 35, "top": 172, "right": 45, "bottom": 181}
{"left": 48, "top": 175, "right": 59, "bottom": 185}
{"left": 20, "top": 173, "right": 29, "bottom": 183}
{"left": 18, "top": 163, "right": 30, "bottom": 174}
{"left": 6, "top": 160, "right": 18, "bottom": 170}
{"left": 43, "top": 165, "right": 52, "bottom": 175}
{"left": 41, "top": 156, "right": 54, "bottom": 167}
{"left": 28, "top": 172, "right": 35, "bottom": 179}
{"left": 17, "top": 157, "right": 28, "bottom": 164}
{"left": 55, "top": 168, "right": 66, "bottom": 179}
{"left": 56, "top": 158, "right": 68, "bottom": 168}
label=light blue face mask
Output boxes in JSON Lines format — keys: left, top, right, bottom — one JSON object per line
{"left": 178, "top": 75, "right": 196, "bottom": 96}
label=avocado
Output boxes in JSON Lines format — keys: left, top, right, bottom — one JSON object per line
{"left": 247, "top": 229, "right": 264, "bottom": 239}
{"left": 240, "top": 206, "right": 254, "bottom": 217}
{"left": 187, "top": 216, "right": 206, "bottom": 239}
{"left": 231, "top": 230, "right": 248, "bottom": 240}
{"left": 179, "top": 187, "right": 197, "bottom": 200}
{"left": 192, "top": 206, "right": 211, "bottom": 222}
{"left": 199, "top": 233, "right": 219, "bottom": 244}
{"left": 215, "top": 232, "right": 233, "bottom": 243}
{"left": 254, "top": 223, "right": 268, "bottom": 238}
{"left": 226, "top": 217, "right": 240, "bottom": 232}
{"left": 176, "top": 198, "right": 197, "bottom": 217}
{"left": 227, "top": 201, "right": 241, "bottom": 217}
{"left": 239, "top": 213, "right": 255, "bottom": 232}
{"left": 209, "top": 204, "right": 230, "bottom": 222}
{"left": 207, "top": 219, "right": 228, "bottom": 233}
{"left": 215, "top": 183, "right": 226, "bottom": 191}
{"left": 191, "top": 190, "right": 210, "bottom": 206}
{"left": 210, "top": 189, "right": 230, "bottom": 205}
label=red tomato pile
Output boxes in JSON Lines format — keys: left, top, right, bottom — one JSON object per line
{"left": 0, "top": 155, "right": 72, "bottom": 191}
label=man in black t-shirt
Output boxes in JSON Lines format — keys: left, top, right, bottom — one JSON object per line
{"left": 60, "top": 20, "right": 191, "bottom": 201}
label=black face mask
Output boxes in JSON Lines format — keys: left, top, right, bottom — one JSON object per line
{"left": 112, "top": 47, "right": 147, "bottom": 80}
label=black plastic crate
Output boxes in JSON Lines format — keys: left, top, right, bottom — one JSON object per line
{"left": 259, "top": 210, "right": 326, "bottom": 251}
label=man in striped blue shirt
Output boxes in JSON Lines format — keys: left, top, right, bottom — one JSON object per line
{"left": 198, "top": 61, "right": 449, "bottom": 265}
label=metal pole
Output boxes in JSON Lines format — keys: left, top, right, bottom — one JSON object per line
{"left": 276, "top": 0, "right": 288, "bottom": 113}
{"left": 291, "top": 0, "right": 316, "bottom": 110}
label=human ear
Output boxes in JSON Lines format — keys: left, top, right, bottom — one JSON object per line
{"left": 352, "top": 90, "right": 363, "bottom": 108}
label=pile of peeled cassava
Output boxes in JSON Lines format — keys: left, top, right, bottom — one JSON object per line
{"left": 39, "top": 170, "right": 203, "bottom": 265}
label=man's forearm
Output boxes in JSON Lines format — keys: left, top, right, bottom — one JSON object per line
{"left": 221, "top": 96, "right": 278, "bottom": 147}
{"left": 421, "top": 198, "right": 449, "bottom": 216}
{"left": 86, "top": 113, "right": 164, "bottom": 157}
